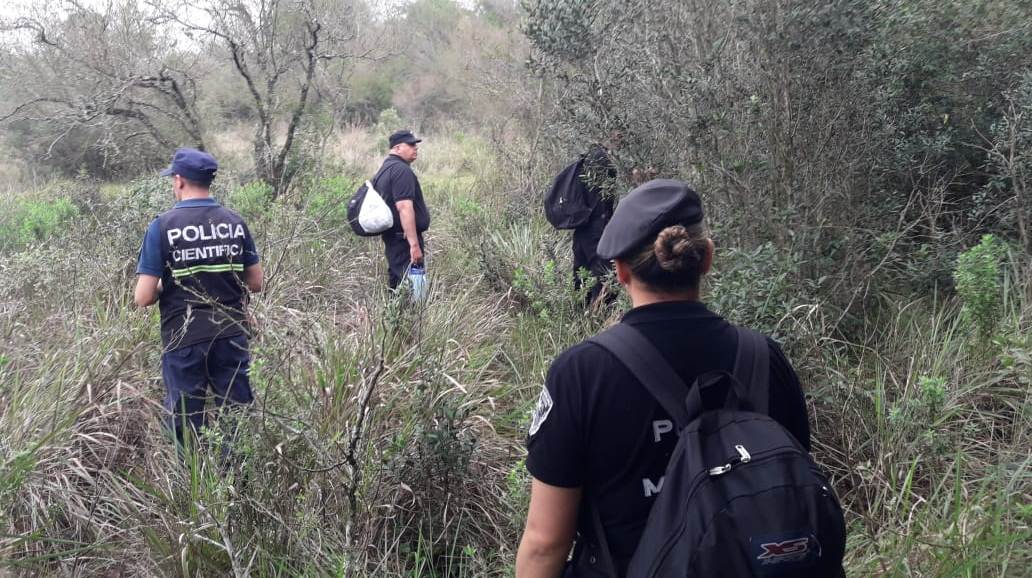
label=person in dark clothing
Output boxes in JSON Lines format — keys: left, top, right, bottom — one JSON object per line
{"left": 516, "top": 180, "right": 812, "bottom": 577}
{"left": 375, "top": 129, "right": 431, "bottom": 289}
{"left": 572, "top": 143, "right": 617, "bottom": 306}
{"left": 134, "top": 148, "right": 263, "bottom": 446}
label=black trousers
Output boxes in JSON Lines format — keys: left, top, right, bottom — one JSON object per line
{"left": 572, "top": 217, "right": 612, "bottom": 305}
{"left": 382, "top": 230, "right": 425, "bottom": 289}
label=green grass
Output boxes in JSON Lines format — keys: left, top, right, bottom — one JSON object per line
{"left": 0, "top": 133, "right": 1028, "bottom": 576}
{"left": 0, "top": 186, "right": 80, "bottom": 250}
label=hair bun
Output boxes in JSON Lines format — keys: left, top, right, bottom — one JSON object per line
{"left": 654, "top": 225, "right": 701, "bottom": 272}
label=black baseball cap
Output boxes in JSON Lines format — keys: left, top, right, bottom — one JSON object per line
{"left": 596, "top": 179, "right": 705, "bottom": 260}
{"left": 389, "top": 129, "right": 422, "bottom": 148}
{"left": 160, "top": 148, "right": 218, "bottom": 185}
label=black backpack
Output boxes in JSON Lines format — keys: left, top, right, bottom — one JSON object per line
{"left": 585, "top": 324, "right": 847, "bottom": 578}
{"left": 544, "top": 156, "right": 594, "bottom": 229}
{"left": 347, "top": 163, "right": 393, "bottom": 236}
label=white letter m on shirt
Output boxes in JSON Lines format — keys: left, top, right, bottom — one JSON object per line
{"left": 642, "top": 476, "right": 665, "bottom": 497}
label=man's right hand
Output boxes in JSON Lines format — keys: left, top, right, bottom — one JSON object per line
{"left": 410, "top": 243, "right": 423, "bottom": 265}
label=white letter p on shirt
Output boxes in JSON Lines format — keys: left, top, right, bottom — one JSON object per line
{"left": 652, "top": 419, "right": 673, "bottom": 442}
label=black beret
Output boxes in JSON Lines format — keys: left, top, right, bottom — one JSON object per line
{"left": 596, "top": 179, "right": 704, "bottom": 260}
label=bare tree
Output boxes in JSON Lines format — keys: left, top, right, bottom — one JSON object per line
{"left": 0, "top": 0, "right": 206, "bottom": 175}
{"left": 150, "top": 0, "right": 371, "bottom": 198}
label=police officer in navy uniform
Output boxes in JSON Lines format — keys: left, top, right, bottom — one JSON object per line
{"left": 134, "top": 148, "right": 263, "bottom": 446}
{"left": 375, "top": 129, "right": 431, "bottom": 289}
{"left": 515, "top": 180, "right": 811, "bottom": 577}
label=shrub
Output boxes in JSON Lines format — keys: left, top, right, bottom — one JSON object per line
{"left": 374, "top": 108, "right": 404, "bottom": 151}
{"left": 225, "top": 181, "right": 274, "bottom": 221}
{"left": 953, "top": 234, "right": 1008, "bottom": 336}
{"left": 0, "top": 195, "right": 80, "bottom": 249}
{"left": 707, "top": 242, "right": 809, "bottom": 338}
{"left": 512, "top": 259, "right": 571, "bottom": 322}
{"left": 305, "top": 175, "right": 361, "bottom": 225}
{"left": 119, "top": 177, "right": 173, "bottom": 217}
{"left": 511, "top": 257, "right": 619, "bottom": 323}
{"left": 17, "top": 198, "right": 78, "bottom": 244}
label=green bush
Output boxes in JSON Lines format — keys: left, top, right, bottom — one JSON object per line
{"left": 305, "top": 175, "right": 360, "bottom": 225}
{"left": 120, "top": 177, "right": 172, "bottom": 217}
{"left": 0, "top": 196, "right": 80, "bottom": 249}
{"left": 953, "top": 234, "right": 1008, "bottom": 336}
{"left": 19, "top": 198, "right": 78, "bottom": 243}
{"left": 512, "top": 259, "right": 574, "bottom": 322}
{"left": 707, "top": 242, "right": 808, "bottom": 337}
{"left": 225, "top": 181, "right": 274, "bottom": 221}
{"left": 374, "top": 108, "right": 404, "bottom": 150}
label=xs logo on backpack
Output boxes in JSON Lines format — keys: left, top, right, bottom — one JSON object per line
{"left": 756, "top": 535, "right": 815, "bottom": 565}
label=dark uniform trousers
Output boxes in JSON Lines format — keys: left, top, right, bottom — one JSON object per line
{"left": 383, "top": 230, "right": 425, "bottom": 289}
{"left": 572, "top": 214, "right": 612, "bottom": 305}
{"left": 161, "top": 334, "right": 253, "bottom": 445}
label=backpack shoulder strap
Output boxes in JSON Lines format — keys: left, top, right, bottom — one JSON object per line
{"left": 732, "top": 327, "right": 770, "bottom": 414}
{"left": 369, "top": 159, "right": 394, "bottom": 192}
{"left": 589, "top": 323, "right": 692, "bottom": 427}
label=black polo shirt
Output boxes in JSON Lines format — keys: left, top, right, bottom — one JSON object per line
{"left": 374, "top": 154, "right": 430, "bottom": 233}
{"left": 525, "top": 300, "right": 810, "bottom": 570}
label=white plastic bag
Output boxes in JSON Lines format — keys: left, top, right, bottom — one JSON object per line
{"left": 357, "top": 181, "right": 394, "bottom": 234}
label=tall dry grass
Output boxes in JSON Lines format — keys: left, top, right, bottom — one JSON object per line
{"left": 0, "top": 131, "right": 1028, "bottom": 577}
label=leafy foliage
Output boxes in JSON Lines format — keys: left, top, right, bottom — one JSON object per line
{"left": 522, "top": 0, "right": 1032, "bottom": 335}
{"left": 225, "top": 181, "right": 274, "bottom": 221}
{"left": 0, "top": 190, "right": 80, "bottom": 250}
{"left": 953, "top": 234, "right": 1008, "bottom": 336}
{"left": 522, "top": 0, "right": 598, "bottom": 62}
{"left": 303, "top": 174, "right": 361, "bottom": 225}
{"left": 707, "top": 242, "right": 809, "bottom": 337}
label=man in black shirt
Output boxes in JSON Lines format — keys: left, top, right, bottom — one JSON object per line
{"left": 375, "top": 129, "right": 431, "bottom": 289}
{"left": 516, "top": 180, "right": 810, "bottom": 577}
{"left": 572, "top": 142, "right": 617, "bottom": 306}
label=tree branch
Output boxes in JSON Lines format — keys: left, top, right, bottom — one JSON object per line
{"left": 272, "top": 18, "right": 321, "bottom": 192}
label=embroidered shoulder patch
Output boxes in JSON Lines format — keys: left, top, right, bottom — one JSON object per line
{"left": 528, "top": 386, "right": 554, "bottom": 437}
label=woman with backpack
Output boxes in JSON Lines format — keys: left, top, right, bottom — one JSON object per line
{"left": 516, "top": 179, "right": 845, "bottom": 577}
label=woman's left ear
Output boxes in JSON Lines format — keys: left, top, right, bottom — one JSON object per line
{"left": 614, "top": 259, "right": 631, "bottom": 286}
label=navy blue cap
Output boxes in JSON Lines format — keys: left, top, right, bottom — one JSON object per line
{"left": 597, "top": 179, "right": 705, "bottom": 260}
{"left": 160, "top": 148, "right": 218, "bottom": 184}
{"left": 389, "top": 129, "right": 422, "bottom": 148}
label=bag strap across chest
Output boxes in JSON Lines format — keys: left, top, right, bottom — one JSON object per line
{"left": 369, "top": 160, "right": 394, "bottom": 195}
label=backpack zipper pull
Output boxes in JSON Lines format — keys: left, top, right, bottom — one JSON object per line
{"left": 708, "top": 464, "right": 732, "bottom": 476}
{"left": 709, "top": 445, "right": 752, "bottom": 477}
{"left": 735, "top": 444, "right": 751, "bottom": 463}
